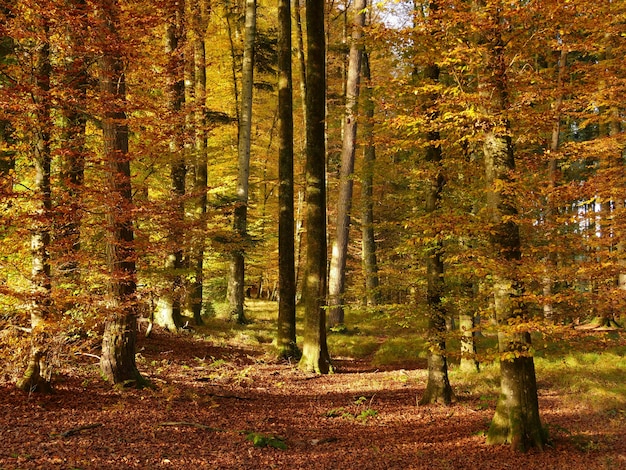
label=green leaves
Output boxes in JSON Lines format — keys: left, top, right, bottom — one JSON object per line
{"left": 245, "top": 432, "right": 287, "bottom": 450}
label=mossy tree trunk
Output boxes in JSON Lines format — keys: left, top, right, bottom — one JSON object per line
{"left": 298, "top": 0, "right": 332, "bottom": 374}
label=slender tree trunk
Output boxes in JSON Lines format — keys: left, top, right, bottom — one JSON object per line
{"left": 294, "top": 189, "right": 305, "bottom": 299}
{"left": 155, "top": 0, "right": 187, "bottom": 331}
{"left": 298, "top": 0, "right": 331, "bottom": 374}
{"left": 293, "top": 0, "right": 307, "bottom": 304}
{"left": 458, "top": 259, "right": 479, "bottom": 373}
{"left": 477, "top": 5, "right": 545, "bottom": 450}
{"left": 18, "top": 20, "right": 52, "bottom": 393}
{"left": 276, "top": 0, "right": 299, "bottom": 359}
{"left": 190, "top": 0, "right": 208, "bottom": 325}
{"left": 294, "top": 0, "right": 307, "bottom": 146}
{"left": 542, "top": 47, "right": 567, "bottom": 321}
{"left": 0, "top": 120, "right": 14, "bottom": 194}
{"left": 328, "top": 0, "right": 367, "bottom": 329}
{"left": 360, "top": 51, "right": 380, "bottom": 307}
{"left": 418, "top": 2, "right": 453, "bottom": 404}
{"left": 181, "top": 0, "right": 196, "bottom": 321}
{"left": 58, "top": 0, "right": 87, "bottom": 283}
{"left": 98, "top": 0, "right": 142, "bottom": 386}
{"left": 0, "top": 10, "right": 15, "bottom": 194}
{"left": 228, "top": 0, "right": 256, "bottom": 324}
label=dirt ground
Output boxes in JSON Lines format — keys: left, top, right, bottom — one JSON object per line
{"left": 1, "top": 329, "right": 624, "bottom": 469}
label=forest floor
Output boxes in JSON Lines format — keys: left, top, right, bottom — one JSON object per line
{"left": 1, "top": 321, "right": 625, "bottom": 469}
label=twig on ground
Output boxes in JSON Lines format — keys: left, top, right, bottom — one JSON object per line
{"left": 58, "top": 423, "right": 103, "bottom": 438}
{"left": 158, "top": 422, "right": 224, "bottom": 432}
{"left": 74, "top": 352, "right": 101, "bottom": 360}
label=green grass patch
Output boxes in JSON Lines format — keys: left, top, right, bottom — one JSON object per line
{"left": 535, "top": 351, "right": 626, "bottom": 413}
{"left": 372, "top": 336, "right": 428, "bottom": 367}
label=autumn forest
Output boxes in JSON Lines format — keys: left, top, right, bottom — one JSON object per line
{"left": 1, "top": 0, "right": 625, "bottom": 468}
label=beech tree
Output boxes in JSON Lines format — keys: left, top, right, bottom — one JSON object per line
{"left": 299, "top": 0, "right": 332, "bottom": 374}
{"left": 57, "top": 0, "right": 87, "bottom": 284}
{"left": 17, "top": 6, "right": 53, "bottom": 393}
{"left": 327, "top": 0, "right": 367, "bottom": 329}
{"left": 154, "top": 0, "right": 187, "bottom": 331}
{"left": 418, "top": 0, "right": 454, "bottom": 406}
{"left": 189, "top": 0, "right": 208, "bottom": 326}
{"left": 474, "top": 2, "right": 545, "bottom": 450}
{"left": 227, "top": 0, "right": 256, "bottom": 324}
{"left": 276, "top": 0, "right": 298, "bottom": 358}
{"left": 359, "top": 51, "right": 380, "bottom": 307}
{"left": 97, "top": 0, "right": 143, "bottom": 385}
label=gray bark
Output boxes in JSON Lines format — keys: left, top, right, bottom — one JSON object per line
{"left": 298, "top": 0, "right": 332, "bottom": 374}
{"left": 190, "top": 0, "right": 208, "bottom": 324}
{"left": 477, "top": 5, "right": 544, "bottom": 450}
{"left": 155, "top": 0, "right": 187, "bottom": 331}
{"left": 276, "top": 0, "right": 299, "bottom": 358}
{"left": 328, "top": 0, "right": 367, "bottom": 328}
{"left": 228, "top": 0, "right": 256, "bottom": 324}
{"left": 19, "top": 17, "right": 52, "bottom": 393}
{"left": 360, "top": 52, "right": 380, "bottom": 306}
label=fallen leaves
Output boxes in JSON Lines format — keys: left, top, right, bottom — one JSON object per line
{"left": 0, "top": 329, "right": 624, "bottom": 469}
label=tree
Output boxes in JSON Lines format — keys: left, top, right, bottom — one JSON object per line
{"left": 359, "top": 51, "right": 380, "bottom": 307}
{"left": 418, "top": 1, "right": 454, "bottom": 406}
{"left": 298, "top": 0, "right": 332, "bottom": 374}
{"left": 276, "top": 0, "right": 299, "bottom": 359}
{"left": 189, "top": 0, "right": 208, "bottom": 326}
{"left": 475, "top": 2, "right": 545, "bottom": 451}
{"left": 154, "top": 0, "right": 187, "bottom": 331}
{"left": 227, "top": 0, "right": 256, "bottom": 324}
{"left": 57, "top": 0, "right": 88, "bottom": 284}
{"left": 17, "top": 6, "right": 53, "bottom": 393}
{"left": 327, "top": 0, "right": 367, "bottom": 329}
{"left": 97, "top": 0, "right": 143, "bottom": 386}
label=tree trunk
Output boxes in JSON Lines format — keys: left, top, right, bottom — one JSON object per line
{"left": 18, "top": 15, "right": 52, "bottom": 394}
{"left": 0, "top": 11, "right": 15, "bottom": 195}
{"left": 298, "top": 0, "right": 332, "bottom": 374}
{"left": 293, "top": 0, "right": 307, "bottom": 305}
{"left": 360, "top": 51, "right": 380, "bottom": 307}
{"left": 459, "top": 307, "right": 479, "bottom": 373}
{"left": 418, "top": 4, "right": 453, "bottom": 404}
{"left": 227, "top": 0, "right": 256, "bottom": 324}
{"left": 542, "top": 47, "right": 567, "bottom": 321}
{"left": 58, "top": 0, "right": 87, "bottom": 283}
{"left": 190, "top": 0, "right": 208, "bottom": 325}
{"left": 276, "top": 0, "right": 299, "bottom": 359}
{"left": 477, "top": 5, "right": 545, "bottom": 450}
{"left": 97, "top": 0, "right": 142, "bottom": 386}
{"left": 155, "top": 0, "right": 186, "bottom": 331}
{"left": 328, "top": 0, "right": 367, "bottom": 329}
{"left": 294, "top": 0, "right": 307, "bottom": 149}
